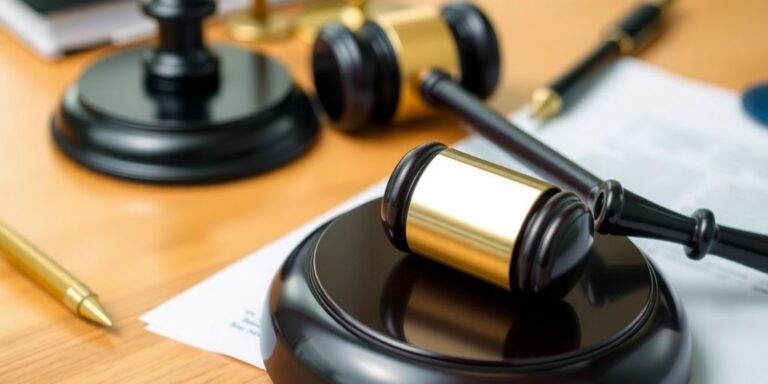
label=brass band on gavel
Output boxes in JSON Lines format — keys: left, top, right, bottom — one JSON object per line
{"left": 382, "top": 143, "right": 595, "bottom": 297}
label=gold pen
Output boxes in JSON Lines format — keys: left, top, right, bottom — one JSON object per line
{"left": 0, "top": 223, "right": 113, "bottom": 327}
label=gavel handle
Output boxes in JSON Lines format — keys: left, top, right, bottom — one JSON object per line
{"left": 420, "top": 69, "right": 768, "bottom": 272}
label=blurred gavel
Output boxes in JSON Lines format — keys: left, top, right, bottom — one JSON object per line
{"left": 312, "top": 2, "right": 499, "bottom": 132}
{"left": 311, "top": 2, "right": 768, "bottom": 298}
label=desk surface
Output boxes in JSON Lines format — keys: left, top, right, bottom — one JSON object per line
{"left": 0, "top": 0, "right": 766, "bottom": 382}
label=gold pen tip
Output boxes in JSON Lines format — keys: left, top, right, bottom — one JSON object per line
{"left": 79, "top": 297, "right": 114, "bottom": 328}
{"left": 530, "top": 87, "right": 563, "bottom": 119}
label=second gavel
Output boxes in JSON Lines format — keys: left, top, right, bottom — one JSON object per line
{"left": 312, "top": 2, "right": 499, "bottom": 132}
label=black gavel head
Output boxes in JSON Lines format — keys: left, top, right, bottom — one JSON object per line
{"left": 381, "top": 143, "right": 595, "bottom": 298}
{"left": 312, "top": 2, "right": 500, "bottom": 133}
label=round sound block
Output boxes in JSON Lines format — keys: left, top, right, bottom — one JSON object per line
{"left": 261, "top": 199, "right": 692, "bottom": 383}
{"left": 51, "top": 45, "right": 318, "bottom": 183}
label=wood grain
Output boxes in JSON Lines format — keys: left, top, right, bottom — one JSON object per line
{"left": 0, "top": 0, "right": 765, "bottom": 382}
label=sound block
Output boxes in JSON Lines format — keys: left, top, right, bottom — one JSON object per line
{"left": 51, "top": 45, "right": 318, "bottom": 183}
{"left": 261, "top": 199, "right": 692, "bottom": 383}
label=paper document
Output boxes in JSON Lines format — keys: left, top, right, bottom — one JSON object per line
{"left": 142, "top": 58, "right": 768, "bottom": 383}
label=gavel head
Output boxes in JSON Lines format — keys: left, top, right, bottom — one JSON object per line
{"left": 312, "top": 2, "right": 500, "bottom": 133}
{"left": 381, "top": 143, "right": 595, "bottom": 298}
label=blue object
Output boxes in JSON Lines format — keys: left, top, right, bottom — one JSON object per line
{"left": 743, "top": 83, "right": 768, "bottom": 126}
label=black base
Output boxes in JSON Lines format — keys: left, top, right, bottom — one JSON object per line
{"left": 261, "top": 199, "right": 691, "bottom": 383}
{"left": 51, "top": 45, "right": 318, "bottom": 183}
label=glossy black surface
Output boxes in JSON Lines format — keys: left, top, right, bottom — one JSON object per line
{"left": 262, "top": 200, "right": 691, "bottom": 383}
{"left": 51, "top": 45, "right": 318, "bottom": 183}
{"left": 513, "top": 190, "right": 593, "bottom": 298}
{"left": 316, "top": 200, "right": 647, "bottom": 362}
{"left": 380, "top": 142, "right": 446, "bottom": 251}
{"left": 440, "top": 2, "right": 500, "bottom": 99}
{"left": 550, "top": 40, "right": 620, "bottom": 103}
{"left": 312, "top": 23, "right": 378, "bottom": 133}
{"left": 78, "top": 47, "right": 290, "bottom": 128}
{"left": 616, "top": 4, "right": 663, "bottom": 45}
{"left": 142, "top": 0, "right": 219, "bottom": 92}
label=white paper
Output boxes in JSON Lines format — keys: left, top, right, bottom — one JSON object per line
{"left": 511, "top": 59, "right": 768, "bottom": 384}
{"left": 142, "top": 58, "right": 768, "bottom": 382}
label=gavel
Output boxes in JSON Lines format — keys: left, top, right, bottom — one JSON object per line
{"left": 311, "top": 2, "right": 768, "bottom": 297}
{"left": 312, "top": 2, "right": 499, "bottom": 132}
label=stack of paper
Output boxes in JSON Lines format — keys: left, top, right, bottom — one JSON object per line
{"left": 0, "top": 0, "right": 250, "bottom": 59}
{"left": 142, "top": 59, "right": 768, "bottom": 383}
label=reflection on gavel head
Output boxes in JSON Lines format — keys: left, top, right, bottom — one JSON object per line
{"left": 312, "top": 2, "right": 500, "bottom": 132}
{"left": 382, "top": 142, "right": 595, "bottom": 298}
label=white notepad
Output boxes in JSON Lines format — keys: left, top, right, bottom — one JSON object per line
{"left": 141, "top": 58, "right": 768, "bottom": 383}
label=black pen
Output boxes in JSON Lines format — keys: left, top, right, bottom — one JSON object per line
{"left": 530, "top": 0, "right": 673, "bottom": 119}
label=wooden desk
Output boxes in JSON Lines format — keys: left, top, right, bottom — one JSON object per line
{"left": 0, "top": 0, "right": 765, "bottom": 382}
